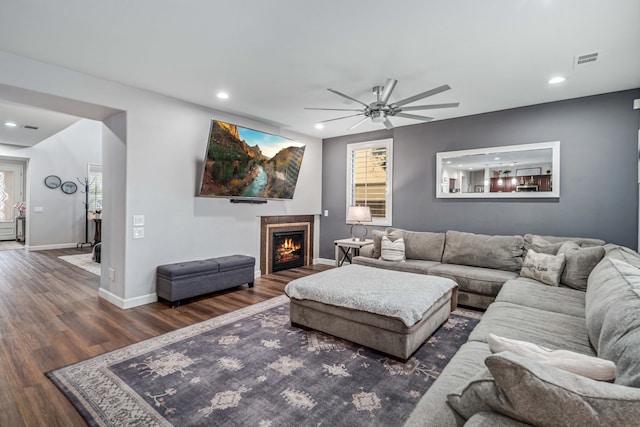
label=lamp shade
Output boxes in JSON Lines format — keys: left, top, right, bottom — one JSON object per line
{"left": 346, "top": 206, "right": 372, "bottom": 223}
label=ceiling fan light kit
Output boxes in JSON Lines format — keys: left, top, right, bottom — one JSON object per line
{"left": 306, "top": 78, "right": 459, "bottom": 130}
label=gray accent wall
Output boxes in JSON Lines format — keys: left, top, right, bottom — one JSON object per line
{"left": 321, "top": 89, "right": 640, "bottom": 258}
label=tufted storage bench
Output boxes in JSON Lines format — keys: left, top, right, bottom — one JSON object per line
{"left": 156, "top": 255, "right": 255, "bottom": 307}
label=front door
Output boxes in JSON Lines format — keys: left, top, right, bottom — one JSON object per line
{"left": 0, "top": 163, "right": 25, "bottom": 241}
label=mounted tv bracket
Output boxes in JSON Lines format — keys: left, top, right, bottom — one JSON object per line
{"left": 230, "top": 198, "right": 268, "bottom": 204}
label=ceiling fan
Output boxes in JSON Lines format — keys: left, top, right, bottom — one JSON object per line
{"left": 306, "top": 78, "right": 459, "bottom": 130}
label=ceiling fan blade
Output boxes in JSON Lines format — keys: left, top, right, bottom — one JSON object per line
{"left": 399, "top": 102, "right": 460, "bottom": 111}
{"left": 349, "top": 117, "right": 369, "bottom": 130}
{"left": 317, "top": 113, "right": 364, "bottom": 124}
{"left": 392, "top": 84, "right": 451, "bottom": 108}
{"left": 394, "top": 113, "right": 434, "bottom": 122}
{"left": 327, "top": 88, "right": 369, "bottom": 108}
{"left": 304, "top": 107, "right": 364, "bottom": 111}
{"left": 383, "top": 118, "right": 394, "bottom": 130}
{"left": 379, "top": 78, "right": 398, "bottom": 105}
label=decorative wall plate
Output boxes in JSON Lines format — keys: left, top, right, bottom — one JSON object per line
{"left": 44, "top": 175, "right": 62, "bottom": 189}
{"left": 61, "top": 181, "right": 78, "bottom": 194}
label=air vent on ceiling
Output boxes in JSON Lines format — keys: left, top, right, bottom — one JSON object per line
{"left": 22, "top": 125, "right": 39, "bottom": 130}
{"left": 574, "top": 52, "right": 599, "bottom": 68}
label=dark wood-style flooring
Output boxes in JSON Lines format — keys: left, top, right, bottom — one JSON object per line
{"left": 0, "top": 246, "right": 330, "bottom": 426}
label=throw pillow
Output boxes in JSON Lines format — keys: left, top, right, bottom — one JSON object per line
{"left": 372, "top": 230, "right": 385, "bottom": 258}
{"left": 558, "top": 242, "right": 605, "bottom": 290}
{"left": 487, "top": 333, "right": 616, "bottom": 381}
{"left": 482, "top": 352, "right": 640, "bottom": 427}
{"left": 520, "top": 249, "right": 566, "bottom": 286}
{"left": 446, "top": 369, "right": 497, "bottom": 420}
{"left": 529, "top": 236, "right": 565, "bottom": 255}
{"left": 381, "top": 235, "right": 405, "bottom": 262}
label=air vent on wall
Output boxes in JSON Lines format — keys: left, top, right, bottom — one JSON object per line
{"left": 574, "top": 52, "right": 599, "bottom": 68}
{"left": 22, "top": 125, "right": 39, "bottom": 130}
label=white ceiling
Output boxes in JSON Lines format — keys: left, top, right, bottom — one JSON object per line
{"left": 0, "top": 0, "right": 638, "bottom": 140}
{"left": 0, "top": 100, "right": 81, "bottom": 147}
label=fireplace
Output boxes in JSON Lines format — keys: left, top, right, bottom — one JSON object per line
{"left": 271, "top": 231, "right": 305, "bottom": 272}
{"left": 260, "top": 215, "right": 314, "bottom": 275}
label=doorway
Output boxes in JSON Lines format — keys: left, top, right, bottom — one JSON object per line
{"left": 0, "top": 162, "right": 24, "bottom": 241}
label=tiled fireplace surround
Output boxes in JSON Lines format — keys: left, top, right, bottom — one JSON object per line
{"left": 260, "top": 215, "right": 314, "bottom": 275}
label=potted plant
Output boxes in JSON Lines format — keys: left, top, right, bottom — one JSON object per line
{"left": 546, "top": 169, "right": 551, "bottom": 174}
{"left": 14, "top": 202, "right": 26, "bottom": 218}
{"left": 502, "top": 170, "right": 512, "bottom": 177}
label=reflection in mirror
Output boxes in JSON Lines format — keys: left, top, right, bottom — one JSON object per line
{"left": 436, "top": 141, "right": 560, "bottom": 198}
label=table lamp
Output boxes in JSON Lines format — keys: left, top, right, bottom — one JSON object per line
{"left": 346, "top": 206, "right": 372, "bottom": 241}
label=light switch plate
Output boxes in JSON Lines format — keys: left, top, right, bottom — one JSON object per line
{"left": 133, "top": 215, "right": 145, "bottom": 226}
{"left": 133, "top": 227, "right": 144, "bottom": 239}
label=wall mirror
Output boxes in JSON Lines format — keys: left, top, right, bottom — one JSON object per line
{"left": 436, "top": 141, "right": 560, "bottom": 198}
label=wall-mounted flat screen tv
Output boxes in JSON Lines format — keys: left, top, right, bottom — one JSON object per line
{"left": 199, "top": 120, "right": 306, "bottom": 200}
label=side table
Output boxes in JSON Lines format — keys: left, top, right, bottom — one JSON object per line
{"left": 15, "top": 216, "right": 26, "bottom": 242}
{"left": 334, "top": 238, "right": 373, "bottom": 267}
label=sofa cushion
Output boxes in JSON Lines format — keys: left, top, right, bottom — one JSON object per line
{"left": 380, "top": 235, "right": 405, "bottom": 262}
{"left": 442, "top": 230, "right": 524, "bottom": 272}
{"left": 523, "top": 233, "right": 606, "bottom": 252}
{"left": 464, "top": 411, "right": 532, "bottom": 427}
{"left": 352, "top": 256, "right": 439, "bottom": 274}
{"left": 519, "top": 249, "right": 566, "bottom": 286}
{"left": 557, "top": 242, "right": 605, "bottom": 291}
{"left": 404, "top": 341, "right": 492, "bottom": 427}
{"left": 468, "top": 302, "right": 595, "bottom": 355}
{"left": 487, "top": 334, "right": 616, "bottom": 381}
{"left": 604, "top": 243, "right": 640, "bottom": 268}
{"left": 387, "top": 228, "right": 445, "bottom": 262}
{"left": 528, "top": 235, "right": 565, "bottom": 254}
{"left": 495, "top": 278, "right": 586, "bottom": 318}
{"left": 428, "top": 264, "right": 518, "bottom": 297}
{"left": 480, "top": 352, "right": 640, "bottom": 427}
{"left": 586, "top": 258, "right": 640, "bottom": 387}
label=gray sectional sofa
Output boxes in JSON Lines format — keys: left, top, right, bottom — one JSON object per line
{"left": 354, "top": 229, "right": 604, "bottom": 309}
{"left": 353, "top": 230, "right": 640, "bottom": 425}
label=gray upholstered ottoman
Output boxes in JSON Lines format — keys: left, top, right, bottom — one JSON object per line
{"left": 157, "top": 255, "right": 255, "bottom": 307}
{"left": 284, "top": 264, "right": 457, "bottom": 360}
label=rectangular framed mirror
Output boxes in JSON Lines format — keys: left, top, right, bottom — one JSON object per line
{"left": 436, "top": 141, "right": 560, "bottom": 198}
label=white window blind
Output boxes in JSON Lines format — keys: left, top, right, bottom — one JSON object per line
{"left": 346, "top": 138, "right": 393, "bottom": 226}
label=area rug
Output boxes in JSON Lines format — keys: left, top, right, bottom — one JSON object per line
{"left": 47, "top": 295, "right": 481, "bottom": 427}
{"left": 58, "top": 253, "right": 100, "bottom": 276}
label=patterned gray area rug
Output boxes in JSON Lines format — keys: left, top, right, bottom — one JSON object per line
{"left": 47, "top": 295, "right": 481, "bottom": 427}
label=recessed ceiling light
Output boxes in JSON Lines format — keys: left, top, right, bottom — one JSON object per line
{"left": 494, "top": 157, "right": 500, "bottom": 160}
{"left": 314, "top": 123, "right": 324, "bottom": 129}
{"left": 216, "top": 91, "right": 229, "bottom": 99}
{"left": 4, "top": 122, "right": 17, "bottom": 127}
{"left": 548, "top": 76, "right": 565, "bottom": 84}
{"left": 446, "top": 161, "right": 452, "bottom": 164}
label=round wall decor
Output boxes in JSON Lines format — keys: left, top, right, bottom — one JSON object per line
{"left": 44, "top": 175, "right": 62, "bottom": 189}
{"left": 61, "top": 181, "right": 78, "bottom": 194}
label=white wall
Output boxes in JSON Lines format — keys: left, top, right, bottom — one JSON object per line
{"left": 0, "top": 51, "right": 323, "bottom": 308}
{"left": 0, "top": 119, "right": 102, "bottom": 248}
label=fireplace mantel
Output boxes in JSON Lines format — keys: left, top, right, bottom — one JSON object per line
{"left": 260, "top": 215, "right": 314, "bottom": 275}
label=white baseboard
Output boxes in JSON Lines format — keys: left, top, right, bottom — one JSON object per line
{"left": 27, "top": 242, "right": 81, "bottom": 251}
{"left": 99, "top": 287, "right": 157, "bottom": 309}
{"left": 254, "top": 269, "right": 262, "bottom": 279}
{"left": 314, "top": 257, "right": 335, "bottom": 266}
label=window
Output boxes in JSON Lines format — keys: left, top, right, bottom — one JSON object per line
{"left": 88, "top": 164, "right": 102, "bottom": 211}
{"left": 346, "top": 138, "right": 393, "bottom": 226}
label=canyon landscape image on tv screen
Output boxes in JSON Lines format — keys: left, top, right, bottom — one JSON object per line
{"left": 199, "top": 120, "right": 306, "bottom": 199}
